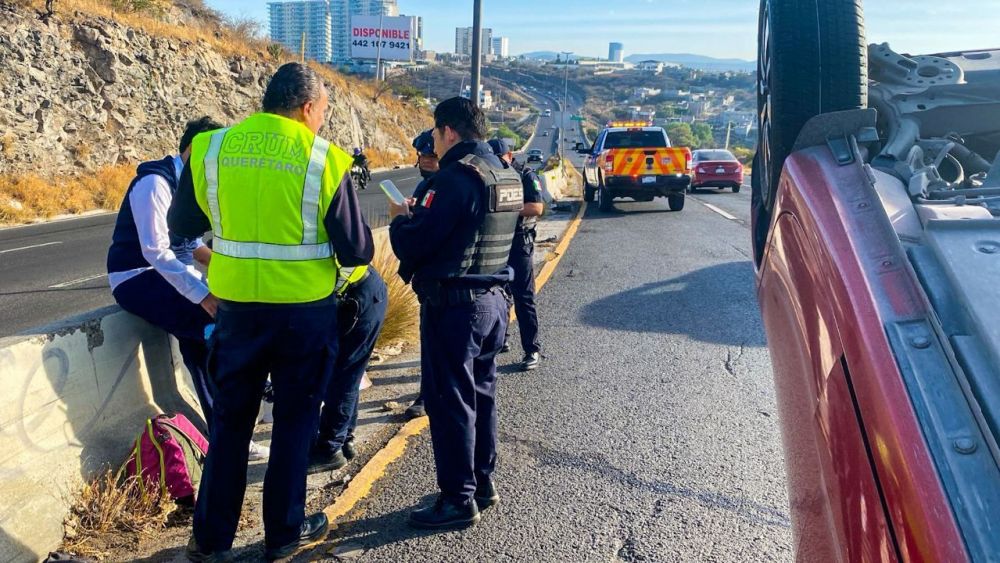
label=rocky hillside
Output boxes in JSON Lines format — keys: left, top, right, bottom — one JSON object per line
{"left": 0, "top": 1, "right": 429, "bottom": 180}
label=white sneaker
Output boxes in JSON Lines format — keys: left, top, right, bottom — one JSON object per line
{"left": 257, "top": 400, "right": 274, "bottom": 424}
{"left": 249, "top": 441, "right": 270, "bottom": 461}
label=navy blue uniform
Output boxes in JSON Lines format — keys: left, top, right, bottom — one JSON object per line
{"left": 389, "top": 141, "right": 510, "bottom": 504}
{"left": 107, "top": 157, "right": 215, "bottom": 433}
{"left": 507, "top": 167, "right": 543, "bottom": 355}
{"left": 316, "top": 268, "right": 388, "bottom": 453}
{"left": 169, "top": 155, "right": 374, "bottom": 553}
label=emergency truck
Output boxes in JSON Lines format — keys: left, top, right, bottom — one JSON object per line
{"left": 577, "top": 121, "right": 692, "bottom": 211}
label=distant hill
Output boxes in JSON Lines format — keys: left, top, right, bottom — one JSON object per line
{"left": 625, "top": 53, "right": 755, "bottom": 73}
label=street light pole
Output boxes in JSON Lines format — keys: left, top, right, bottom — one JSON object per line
{"left": 374, "top": 12, "right": 385, "bottom": 81}
{"left": 559, "top": 51, "right": 571, "bottom": 161}
{"left": 470, "top": 0, "right": 483, "bottom": 107}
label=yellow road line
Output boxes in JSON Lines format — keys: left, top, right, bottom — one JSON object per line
{"left": 313, "top": 199, "right": 589, "bottom": 543}
{"left": 534, "top": 201, "right": 586, "bottom": 290}
{"left": 322, "top": 417, "right": 429, "bottom": 523}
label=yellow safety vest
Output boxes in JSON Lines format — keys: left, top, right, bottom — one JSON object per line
{"left": 190, "top": 113, "right": 355, "bottom": 303}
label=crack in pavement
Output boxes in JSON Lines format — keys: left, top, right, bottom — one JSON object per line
{"left": 723, "top": 343, "right": 747, "bottom": 376}
{"left": 500, "top": 432, "right": 791, "bottom": 530}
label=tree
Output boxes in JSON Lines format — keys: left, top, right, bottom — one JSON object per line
{"left": 691, "top": 122, "right": 714, "bottom": 148}
{"left": 665, "top": 123, "right": 697, "bottom": 148}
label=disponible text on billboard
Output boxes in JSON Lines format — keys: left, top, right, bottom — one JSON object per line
{"left": 350, "top": 15, "right": 416, "bottom": 62}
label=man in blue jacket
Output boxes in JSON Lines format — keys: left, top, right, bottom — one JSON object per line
{"left": 106, "top": 117, "right": 269, "bottom": 461}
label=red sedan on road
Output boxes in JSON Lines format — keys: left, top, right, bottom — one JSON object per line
{"left": 754, "top": 0, "right": 1000, "bottom": 561}
{"left": 689, "top": 149, "right": 743, "bottom": 193}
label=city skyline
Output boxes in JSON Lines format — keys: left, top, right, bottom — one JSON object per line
{"left": 207, "top": 1, "right": 999, "bottom": 61}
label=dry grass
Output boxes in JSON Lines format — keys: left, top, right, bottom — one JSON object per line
{"left": 0, "top": 164, "right": 133, "bottom": 224}
{"left": 62, "top": 469, "right": 171, "bottom": 560}
{"left": 372, "top": 235, "right": 419, "bottom": 348}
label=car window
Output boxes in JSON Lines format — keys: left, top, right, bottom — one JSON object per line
{"left": 695, "top": 150, "right": 737, "bottom": 161}
{"left": 603, "top": 131, "right": 669, "bottom": 149}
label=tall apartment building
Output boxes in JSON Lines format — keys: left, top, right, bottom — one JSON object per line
{"left": 455, "top": 26, "right": 493, "bottom": 57}
{"left": 491, "top": 36, "right": 509, "bottom": 59}
{"left": 268, "top": 1, "right": 333, "bottom": 63}
{"left": 268, "top": 0, "right": 399, "bottom": 63}
{"left": 609, "top": 42, "right": 624, "bottom": 63}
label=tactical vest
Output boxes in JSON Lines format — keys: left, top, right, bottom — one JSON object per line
{"left": 453, "top": 154, "right": 524, "bottom": 276}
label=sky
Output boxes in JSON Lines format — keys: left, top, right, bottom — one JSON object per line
{"left": 206, "top": 1, "right": 1000, "bottom": 60}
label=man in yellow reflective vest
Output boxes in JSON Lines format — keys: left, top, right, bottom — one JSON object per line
{"left": 168, "top": 62, "right": 373, "bottom": 562}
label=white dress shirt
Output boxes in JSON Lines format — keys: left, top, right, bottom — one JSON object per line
{"left": 108, "top": 156, "right": 210, "bottom": 304}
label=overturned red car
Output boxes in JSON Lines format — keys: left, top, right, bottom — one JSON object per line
{"left": 753, "top": 0, "right": 1000, "bottom": 561}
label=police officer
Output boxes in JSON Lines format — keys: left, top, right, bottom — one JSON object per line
{"left": 310, "top": 264, "right": 388, "bottom": 470}
{"left": 487, "top": 139, "right": 544, "bottom": 371}
{"left": 168, "top": 62, "right": 374, "bottom": 561}
{"left": 388, "top": 97, "right": 523, "bottom": 529}
{"left": 399, "top": 129, "right": 440, "bottom": 421}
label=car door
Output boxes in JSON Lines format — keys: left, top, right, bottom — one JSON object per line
{"left": 586, "top": 131, "right": 605, "bottom": 185}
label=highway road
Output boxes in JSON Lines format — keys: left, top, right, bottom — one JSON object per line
{"left": 325, "top": 182, "right": 791, "bottom": 561}
{"left": 0, "top": 96, "right": 579, "bottom": 338}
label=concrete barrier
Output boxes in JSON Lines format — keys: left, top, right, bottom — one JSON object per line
{"left": 538, "top": 161, "right": 582, "bottom": 203}
{"left": 0, "top": 307, "right": 201, "bottom": 562}
{"left": 0, "top": 228, "right": 394, "bottom": 562}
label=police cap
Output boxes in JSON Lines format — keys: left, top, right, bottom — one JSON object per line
{"left": 487, "top": 138, "right": 511, "bottom": 156}
{"left": 412, "top": 129, "right": 435, "bottom": 155}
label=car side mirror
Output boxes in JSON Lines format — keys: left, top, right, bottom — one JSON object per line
{"left": 575, "top": 143, "right": 590, "bottom": 154}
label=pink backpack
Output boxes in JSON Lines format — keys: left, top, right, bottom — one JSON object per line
{"left": 123, "top": 414, "right": 209, "bottom": 504}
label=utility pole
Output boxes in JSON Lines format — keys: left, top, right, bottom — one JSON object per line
{"left": 724, "top": 121, "right": 733, "bottom": 150}
{"left": 559, "top": 51, "right": 572, "bottom": 161}
{"left": 374, "top": 11, "right": 385, "bottom": 81}
{"left": 300, "top": 31, "right": 306, "bottom": 64}
{"left": 470, "top": 0, "right": 483, "bottom": 107}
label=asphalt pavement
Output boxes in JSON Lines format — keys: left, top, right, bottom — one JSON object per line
{"left": 0, "top": 166, "right": 423, "bottom": 337}
{"left": 320, "top": 186, "right": 792, "bottom": 562}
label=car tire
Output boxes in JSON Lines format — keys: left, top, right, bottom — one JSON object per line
{"left": 667, "top": 194, "right": 685, "bottom": 211}
{"left": 584, "top": 181, "right": 596, "bottom": 202}
{"left": 755, "top": 0, "right": 867, "bottom": 214}
{"left": 597, "top": 182, "right": 614, "bottom": 212}
{"left": 732, "top": 185, "right": 741, "bottom": 193}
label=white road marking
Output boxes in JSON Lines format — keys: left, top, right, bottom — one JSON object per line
{"left": 0, "top": 241, "right": 62, "bottom": 255}
{"left": 701, "top": 202, "right": 739, "bottom": 221}
{"left": 49, "top": 273, "right": 107, "bottom": 289}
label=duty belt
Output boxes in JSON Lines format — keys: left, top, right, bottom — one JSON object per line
{"left": 413, "top": 268, "right": 513, "bottom": 307}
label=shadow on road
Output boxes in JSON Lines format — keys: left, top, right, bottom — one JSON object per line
{"left": 302, "top": 494, "right": 445, "bottom": 560}
{"left": 579, "top": 261, "right": 766, "bottom": 347}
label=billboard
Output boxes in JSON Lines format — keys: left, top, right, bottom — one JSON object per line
{"left": 350, "top": 15, "right": 415, "bottom": 61}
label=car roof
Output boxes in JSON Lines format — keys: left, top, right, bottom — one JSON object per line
{"left": 603, "top": 127, "right": 665, "bottom": 133}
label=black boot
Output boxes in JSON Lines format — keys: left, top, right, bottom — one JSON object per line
{"left": 405, "top": 398, "right": 426, "bottom": 419}
{"left": 474, "top": 478, "right": 500, "bottom": 511}
{"left": 408, "top": 496, "right": 480, "bottom": 529}
{"left": 342, "top": 437, "right": 356, "bottom": 460}
{"left": 264, "top": 512, "right": 329, "bottom": 561}
{"left": 520, "top": 352, "right": 541, "bottom": 371}
{"left": 185, "top": 537, "right": 234, "bottom": 562}
{"left": 308, "top": 447, "right": 347, "bottom": 473}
